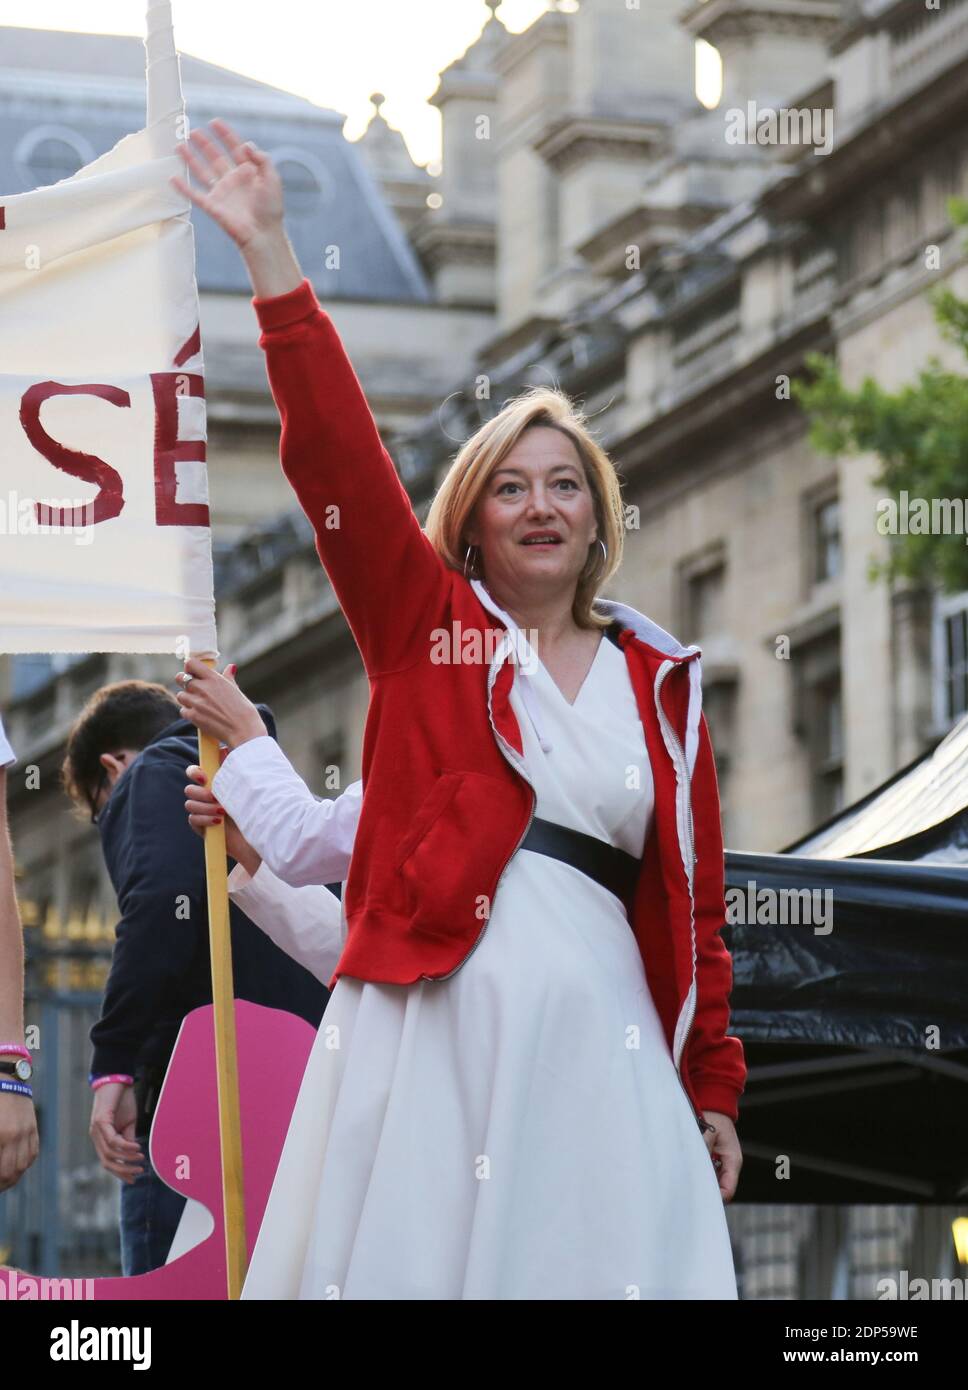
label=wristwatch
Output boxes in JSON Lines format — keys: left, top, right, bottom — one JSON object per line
{"left": 0, "top": 1058, "right": 33, "bottom": 1082}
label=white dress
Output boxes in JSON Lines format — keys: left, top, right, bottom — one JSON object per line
{"left": 241, "top": 634, "right": 737, "bottom": 1300}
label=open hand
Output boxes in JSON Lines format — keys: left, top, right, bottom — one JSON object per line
{"left": 170, "top": 117, "right": 284, "bottom": 251}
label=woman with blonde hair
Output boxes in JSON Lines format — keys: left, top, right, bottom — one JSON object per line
{"left": 173, "top": 118, "right": 745, "bottom": 1300}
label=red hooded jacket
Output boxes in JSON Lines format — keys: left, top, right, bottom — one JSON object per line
{"left": 252, "top": 278, "right": 746, "bottom": 1127}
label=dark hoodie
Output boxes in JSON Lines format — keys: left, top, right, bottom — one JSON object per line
{"left": 89, "top": 711, "right": 328, "bottom": 1083}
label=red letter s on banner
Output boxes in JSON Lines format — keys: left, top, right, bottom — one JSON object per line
{"left": 19, "top": 381, "right": 130, "bottom": 527}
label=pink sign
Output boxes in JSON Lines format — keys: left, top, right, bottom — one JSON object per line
{"left": 0, "top": 1000, "right": 314, "bottom": 1300}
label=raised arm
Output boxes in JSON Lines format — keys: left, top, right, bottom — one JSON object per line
{"left": 172, "top": 118, "right": 447, "bottom": 674}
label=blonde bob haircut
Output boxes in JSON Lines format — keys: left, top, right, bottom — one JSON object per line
{"left": 424, "top": 385, "right": 625, "bottom": 631}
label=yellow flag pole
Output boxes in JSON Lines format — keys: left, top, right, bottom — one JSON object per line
{"left": 198, "top": 658, "right": 247, "bottom": 1300}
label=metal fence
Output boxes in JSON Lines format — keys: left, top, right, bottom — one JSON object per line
{"left": 0, "top": 940, "right": 121, "bottom": 1277}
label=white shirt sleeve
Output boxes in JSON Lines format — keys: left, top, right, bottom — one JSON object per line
{"left": 0, "top": 715, "right": 14, "bottom": 769}
{"left": 212, "top": 735, "right": 360, "bottom": 888}
{"left": 227, "top": 859, "right": 344, "bottom": 985}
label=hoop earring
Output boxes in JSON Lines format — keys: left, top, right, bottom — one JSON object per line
{"left": 463, "top": 544, "right": 477, "bottom": 579}
{"left": 598, "top": 539, "right": 607, "bottom": 568}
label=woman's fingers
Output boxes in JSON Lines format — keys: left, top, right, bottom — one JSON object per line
{"left": 174, "top": 138, "right": 217, "bottom": 192}
{"left": 185, "top": 763, "right": 221, "bottom": 832}
{"left": 189, "top": 125, "right": 234, "bottom": 180}
{"left": 174, "top": 655, "right": 264, "bottom": 746}
{"left": 209, "top": 117, "right": 250, "bottom": 161}
{"left": 176, "top": 657, "right": 214, "bottom": 716}
{"left": 185, "top": 774, "right": 224, "bottom": 826}
{"left": 182, "top": 654, "right": 213, "bottom": 680}
{"left": 209, "top": 117, "right": 269, "bottom": 171}
{"left": 179, "top": 654, "right": 224, "bottom": 688}
{"left": 718, "top": 1154, "right": 740, "bottom": 1202}
{"left": 170, "top": 171, "right": 209, "bottom": 210}
{"left": 241, "top": 142, "right": 270, "bottom": 168}
{"left": 185, "top": 789, "right": 222, "bottom": 813}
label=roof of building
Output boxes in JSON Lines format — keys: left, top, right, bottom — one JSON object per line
{"left": 0, "top": 24, "right": 432, "bottom": 302}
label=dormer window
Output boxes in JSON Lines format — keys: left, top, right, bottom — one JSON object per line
{"left": 276, "top": 157, "right": 324, "bottom": 216}
{"left": 16, "top": 128, "right": 94, "bottom": 189}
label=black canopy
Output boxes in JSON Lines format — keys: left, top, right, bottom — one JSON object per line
{"left": 723, "top": 715, "right": 968, "bottom": 1203}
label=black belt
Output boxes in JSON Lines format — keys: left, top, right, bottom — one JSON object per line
{"left": 520, "top": 816, "right": 641, "bottom": 910}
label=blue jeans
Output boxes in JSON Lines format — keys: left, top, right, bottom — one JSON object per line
{"left": 119, "top": 1138, "right": 187, "bottom": 1276}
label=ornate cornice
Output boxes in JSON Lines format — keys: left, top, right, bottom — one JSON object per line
{"left": 491, "top": 8, "right": 569, "bottom": 80}
{"left": 577, "top": 202, "right": 717, "bottom": 275}
{"left": 620, "top": 319, "right": 833, "bottom": 483}
{"left": 411, "top": 217, "right": 496, "bottom": 272}
{"left": 533, "top": 114, "right": 671, "bottom": 174}
{"left": 759, "top": 49, "right": 968, "bottom": 219}
{"left": 830, "top": 0, "right": 932, "bottom": 56}
{"left": 681, "top": 0, "right": 842, "bottom": 46}
{"left": 429, "top": 69, "right": 500, "bottom": 109}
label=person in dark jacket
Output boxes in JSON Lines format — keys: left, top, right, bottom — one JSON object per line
{"left": 61, "top": 680, "right": 328, "bottom": 1277}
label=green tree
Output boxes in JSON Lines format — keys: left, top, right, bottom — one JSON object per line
{"left": 791, "top": 197, "right": 968, "bottom": 594}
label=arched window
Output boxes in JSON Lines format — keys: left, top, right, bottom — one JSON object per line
{"left": 16, "top": 128, "right": 95, "bottom": 190}
{"left": 272, "top": 149, "right": 333, "bottom": 217}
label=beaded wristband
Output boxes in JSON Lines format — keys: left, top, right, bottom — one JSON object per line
{"left": 0, "top": 1080, "right": 33, "bottom": 1099}
{"left": 0, "top": 1044, "right": 31, "bottom": 1061}
{"left": 89, "top": 1073, "right": 134, "bottom": 1090}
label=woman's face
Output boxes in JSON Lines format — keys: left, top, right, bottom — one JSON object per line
{"left": 465, "top": 425, "right": 599, "bottom": 606}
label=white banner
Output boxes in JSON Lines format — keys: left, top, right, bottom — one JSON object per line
{"left": 0, "top": 0, "right": 217, "bottom": 656}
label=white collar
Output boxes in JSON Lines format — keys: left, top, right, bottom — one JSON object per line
{"left": 469, "top": 578, "right": 703, "bottom": 774}
{"left": 469, "top": 578, "right": 699, "bottom": 660}
{"left": 590, "top": 596, "right": 699, "bottom": 660}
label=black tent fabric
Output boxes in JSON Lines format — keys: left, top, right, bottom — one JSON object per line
{"left": 725, "top": 852, "right": 968, "bottom": 1051}
{"left": 722, "top": 714, "right": 968, "bottom": 1203}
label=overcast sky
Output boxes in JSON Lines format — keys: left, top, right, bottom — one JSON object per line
{"left": 0, "top": 1, "right": 719, "bottom": 169}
